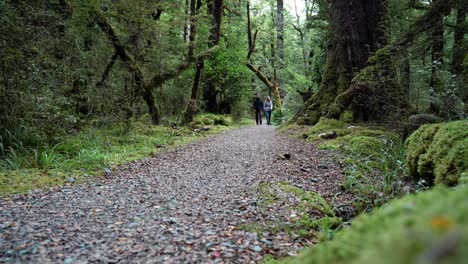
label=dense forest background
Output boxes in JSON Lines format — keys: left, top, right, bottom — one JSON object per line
{"left": 0, "top": 0, "right": 466, "bottom": 158}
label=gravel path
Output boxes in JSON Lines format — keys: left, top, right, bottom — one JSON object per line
{"left": 0, "top": 125, "right": 351, "bottom": 263}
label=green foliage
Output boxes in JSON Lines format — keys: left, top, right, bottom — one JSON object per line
{"left": 269, "top": 186, "right": 468, "bottom": 264}
{"left": 204, "top": 42, "right": 252, "bottom": 115}
{"left": 33, "top": 145, "right": 61, "bottom": 171}
{"left": 271, "top": 108, "right": 292, "bottom": 126}
{"left": 405, "top": 121, "right": 468, "bottom": 186}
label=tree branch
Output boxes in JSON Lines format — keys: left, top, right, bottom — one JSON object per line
{"left": 247, "top": 29, "right": 259, "bottom": 60}
{"left": 96, "top": 51, "right": 119, "bottom": 87}
{"left": 393, "top": 0, "right": 456, "bottom": 48}
{"left": 246, "top": 63, "right": 274, "bottom": 89}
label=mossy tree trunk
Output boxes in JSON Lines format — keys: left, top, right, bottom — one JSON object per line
{"left": 295, "top": 0, "right": 457, "bottom": 125}
{"left": 295, "top": 0, "right": 386, "bottom": 125}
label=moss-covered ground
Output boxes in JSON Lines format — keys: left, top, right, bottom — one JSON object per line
{"left": 266, "top": 186, "right": 468, "bottom": 264}
{"left": 288, "top": 118, "right": 407, "bottom": 212}
{"left": 268, "top": 119, "right": 467, "bottom": 264}
{"left": 239, "top": 181, "right": 341, "bottom": 240}
{"left": 0, "top": 114, "right": 250, "bottom": 196}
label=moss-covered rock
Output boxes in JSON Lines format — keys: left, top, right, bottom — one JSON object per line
{"left": 405, "top": 123, "right": 442, "bottom": 182}
{"left": 408, "top": 114, "right": 443, "bottom": 126}
{"left": 188, "top": 113, "right": 232, "bottom": 128}
{"left": 349, "top": 136, "right": 383, "bottom": 157}
{"left": 405, "top": 120, "right": 467, "bottom": 186}
{"left": 308, "top": 118, "right": 348, "bottom": 134}
{"left": 269, "top": 186, "right": 468, "bottom": 264}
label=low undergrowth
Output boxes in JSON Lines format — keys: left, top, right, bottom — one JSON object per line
{"left": 298, "top": 118, "right": 408, "bottom": 212}
{"left": 240, "top": 181, "right": 341, "bottom": 240}
{"left": 267, "top": 186, "right": 468, "bottom": 264}
{"left": 0, "top": 114, "right": 244, "bottom": 196}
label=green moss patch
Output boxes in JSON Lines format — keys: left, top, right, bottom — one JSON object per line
{"left": 405, "top": 120, "right": 468, "bottom": 186}
{"left": 241, "top": 182, "right": 341, "bottom": 239}
{"left": 268, "top": 186, "right": 468, "bottom": 264}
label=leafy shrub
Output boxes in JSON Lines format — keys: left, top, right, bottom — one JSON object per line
{"left": 405, "top": 120, "right": 467, "bottom": 186}
{"left": 272, "top": 108, "right": 292, "bottom": 126}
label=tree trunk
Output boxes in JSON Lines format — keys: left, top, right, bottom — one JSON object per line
{"left": 95, "top": 17, "right": 161, "bottom": 123}
{"left": 184, "top": 0, "right": 190, "bottom": 43}
{"left": 203, "top": 0, "right": 224, "bottom": 113}
{"left": 400, "top": 49, "right": 411, "bottom": 102}
{"left": 188, "top": 0, "right": 203, "bottom": 100}
{"left": 191, "top": 60, "right": 204, "bottom": 99}
{"left": 429, "top": 10, "right": 444, "bottom": 113}
{"left": 96, "top": 51, "right": 119, "bottom": 87}
{"left": 187, "top": 0, "right": 202, "bottom": 60}
{"left": 452, "top": 0, "right": 467, "bottom": 102}
{"left": 298, "top": 0, "right": 457, "bottom": 125}
{"left": 295, "top": 0, "right": 387, "bottom": 125}
{"left": 276, "top": 0, "right": 284, "bottom": 61}
{"left": 208, "top": 0, "right": 224, "bottom": 47}
{"left": 142, "top": 87, "right": 161, "bottom": 125}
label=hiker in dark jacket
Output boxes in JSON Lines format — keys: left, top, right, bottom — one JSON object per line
{"left": 252, "top": 93, "right": 264, "bottom": 125}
